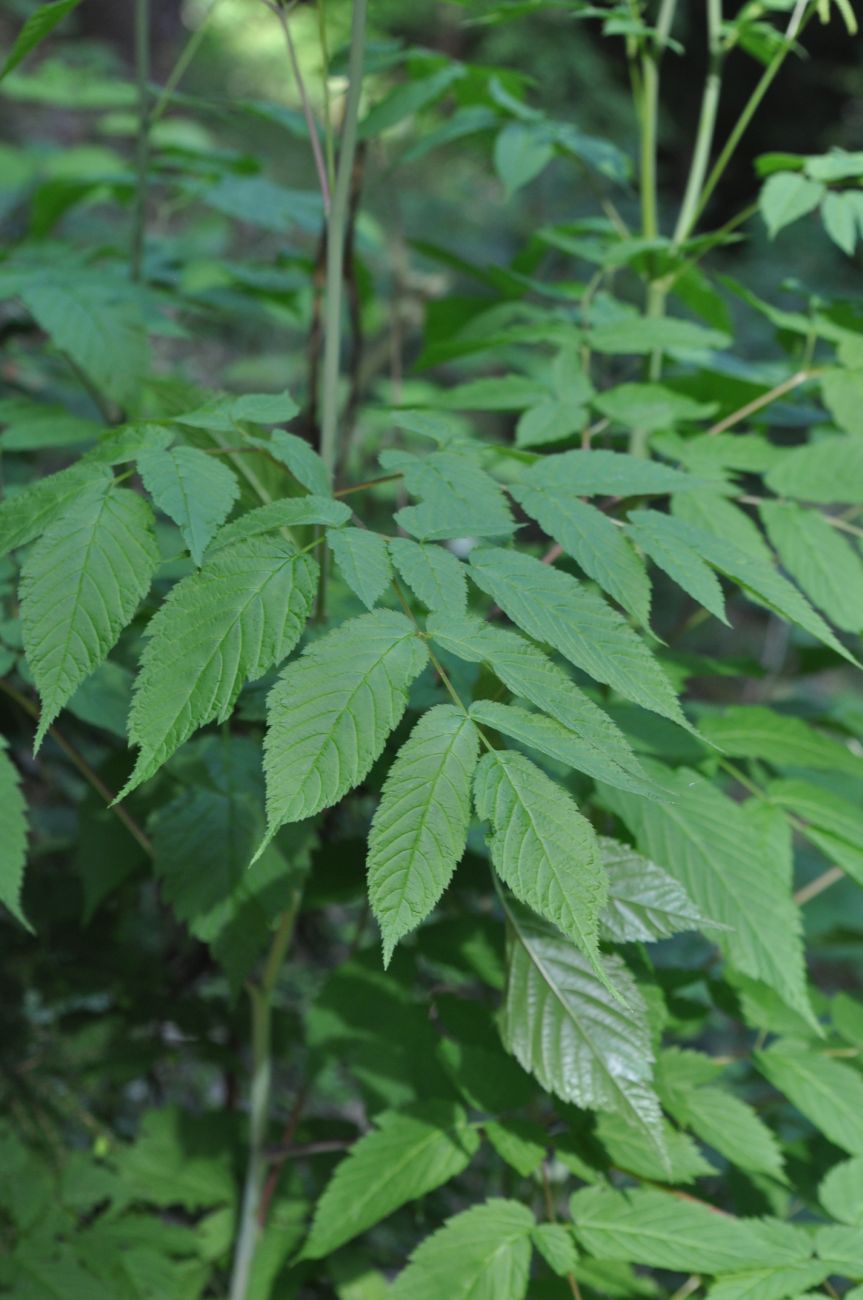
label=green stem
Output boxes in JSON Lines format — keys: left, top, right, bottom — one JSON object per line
{"left": 317, "top": 0, "right": 337, "bottom": 195}
{"left": 130, "top": 0, "right": 151, "bottom": 282}
{"left": 673, "top": 0, "right": 724, "bottom": 245}
{"left": 149, "top": 0, "right": 222, "bottom": 128}
{"left": 695, "top": 0, "right": 812, "bottom": 221}
{"left": 227, "top": 897, "right": 302, "bottom": 1300}
{"left": 639, "top": 0, "right": 678, "bottom": 240}
{"left": 273, "top": 2, "right": 332, "bottom": 214}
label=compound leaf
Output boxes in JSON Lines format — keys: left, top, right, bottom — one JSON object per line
{"left": 389, "top": 1199, "right": 535, "bottom": 1300}
{"left": 138, "top": 445, "right": 239, "bottom": 566}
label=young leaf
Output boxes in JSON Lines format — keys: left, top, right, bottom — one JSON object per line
{"left": 760, "top": 501, "right": 863, "bottom": 633}
{"left": 263, "top": 610, "right": 428, "bottom": 833}
{"left": 327, "top": 527, "right": 392, "bottom": 610}
{"left": 123, "top": 538, "right": 317, "bottom": 796}
{"left": 367, "top": 705, "right": 479, "bottom": 964}
{"left": 389, "top": 1199, "right": 535, "bottom": 1300}
{"left": 21, "top": 482, "right": 158, "bottom": 750}
{"left": 593, "top": 383, "right": 716, "bottom": 433}
{"left": 820, "top": 1157, "right": 863, "bottom": 1226}
{"left": 427, "top": 611, "right": 646, "bottom": 784}
{"left": 0, "top": 741, "right": 29, "bottom": 931}
{"left": 511, "top": 485, "right": 651, "bottom": 624}
{"left": 627, "top": 508, "right": 729, "bottom": 625}
{"left": 570, "top": 1185, "right": 811, "bottom": 1273}
{"left": 601, "top": 768, "right": 815, "bottom": 1026}
{"left": 389, "top": 537, "right": 468, "bottom": 613}
{"left": 484, "top": 1119, "right": 547, "bottom": 1177}
{"left": 760, "top": 172, "right": 825, "bottom": 237}
{"left": 302, "top": 1102, "right": 481, "bottom": 1260}
{"left": 495, "top": 122, "right": 554, "bottom": 197}
{"left": 1, "top": 0, "right": 84, "bottom": 81}
{"left": 0, "top": 462, "right": 111, "bottom": 558}
{"left": 260, "top": 429, "right": 332, "bottom": 496}
{"left": 598, "top": 836, "right": 718, "bottom": 944}
{"left": 586, "top": 316, "right": 730, "bottom": 356}
{"left": 822, "top": 190, "right": 859, "bottom": 255}
{"left": 207, "top": 495, "right": 350, "bottom": 554}
{"left": 468, "top": 547, "right": 690, "bottom": 730}
{"left": 757, "top": 1041, "right": 863, "bottom": 1155}
{"left": 500, "top": 902, "right": 664, "bottom": 1144}
{"left": 531, "top": 1224, "right": 579, "bottom": 1277}
{"left": 474, "top": 750, "right": 606, "bottom": 963}
{"left": 672, "top": 491, "right": 774, "bottom": 564}
{"left": 138, "top": 445, "right": 239, "bottom": 566}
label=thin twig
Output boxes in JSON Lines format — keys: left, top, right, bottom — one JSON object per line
{"left": 706, "top": 369, "right": 817, "bottom": 436}
{"left": 266, "top": 0, "right": 332, "bottom": 215}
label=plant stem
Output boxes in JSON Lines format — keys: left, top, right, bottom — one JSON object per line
{"left": 130, "top": 0, "right": 151, "bottom": 282}
{"left": 272, "top": 2, "right": 332, "bottom": 214}
{"left": 149, "top": 0, "right": 222, "bottom": 128}
{"left": 694, "top": 0, "right": 812, "bottom": 221}
{"left": 706, "top": 368, "right": 817, "bottom": 435}
{"left": 673, "top": 0, "right": 723, "bottom": 245}
{"left": 317, "top": 0, "right": 337, "bottom": 194}
{"left": 639, "top": 0, "right": 678, "bottom": 241}
{"left": 320, "top": 0, "right": 367, "bottom": 479}
{"left": 228, "top": 896, "right": 302, "bottom": 1300}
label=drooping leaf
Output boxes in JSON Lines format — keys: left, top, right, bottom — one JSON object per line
{"left": 511, "top": 484, "right": 651, "bottom": 624}
{"left": 569, "top": 1185, "right": 811, "bottom": 1274}
{"left": 122, "top": 537, "right": 317, "bottom": 796}
{"left": 760, "top": 501, "right": 863, "bottom": 633}
{"left": 697, "top": 705, "right": 863, "bottom": 777}
{"left": 671, "top": 491, "right": 774, "bottom": 564}
{"left": 207, "top": 496, "right": 351, "bottom": 554}
{"left": 601, "top": 768, "right": 815, "bottom": 1025}
{"left": 627, "top": 508, "right": 729, "bottom": 625}
{"left": 302, "top": 1103, "right": 481, "bottom": 1260}
{"left": 760, "top": 172, "right": 825, "bottom": 237}
{"left": 474, "top": 750, "right": 606, "bottom": 963}
{"left": 822, "top": 191, "right": 860, "bottom": 254}
{"left": 757, "top": 1041, "right": 863, "bottom": 1155}
{"left": 138, "top": 445, "right": 239, "bottom": 566}
{"left": 1, "top": 0, "right": 85, "bottom": 81}
{"left": 531, "top": 1224, "right": 579, "bottom": 1277}
{"left": 468, "top": 547, "right": 690, "bottom": 730}
{"left": 263, "top": 610, "right": 428, "bottom": 834}
{"left": 598, "top": 836, "right": 718, "bottom": 943}
{"left": 328, "top": 527, "right": 393, "bottom": 610}
{"left": 21, "top": 482, "right": 158, "bottom": 749}
{"left": 389, "top": 537, "right": 468, "bottom": 612}
{"left": 499, "top": 901, "right": 664, "bottom": 1144}
{"left": 427, "top": 612, "right": 646, "bottom": 786}
{"left": 389, "top": 1199, "right": 535, "bottom": 1300}
{"left": 0, "top": 461, "right": 111, "bottom": 557}
{"left": 367, "top": 705, "right": 480, "bottom": 964}
{"left": 0, "top": 740, "right": 29, "bottom": 930}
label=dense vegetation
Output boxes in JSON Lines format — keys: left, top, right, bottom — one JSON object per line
{"left": 3, "top": 1, "right": 863, "bottom": 1297}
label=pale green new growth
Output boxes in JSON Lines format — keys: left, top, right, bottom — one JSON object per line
{"left": 263, "top": 609, "right": 428, "bottom": 833}
{"left": 123, "top": 537, "right": 317, "bottom": 796}
{"left": 367, "top": 705, "right": 479, "bottom": 964}
{"left": 21, "top": 482, "right": 158, "bottom": 750}
{"left": 327, "top": 526, "right": 392, "bottom": 609}
{"left": 468, "top": 546, "right": 690, "bottom": 729}
{"left": 474, "top": 750, "right": 606, "bottom": 964}
{"left": 500, "top": 901, "right": 664, "bottom": 1144}
{"left": 138, "top": 445, "right": 239, "bottom": 566}
{"left": 302, "top": 1103, "right": 480, "bottom": 1260}
{"left": 390, "top": 1199, "right": 534, "bottom": 1300}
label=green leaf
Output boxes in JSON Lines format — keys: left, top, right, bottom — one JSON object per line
{"left": 468, "top": 547, "right": 690, "bottom": 730}
{"left": 232, "top": 390, "right": 299, "bottom": 424}
{"left": 0, "top": 740, "right": 29, "bottom": 930}
{"left": 263, "top": 610, "right": 428, "bottom": 832}
{"left": 469, "top": 700, "right": 661, "bottom": 798}
{"left": 760, "top": 501, "right": 863, "bottom": 633}
{"left": 760, "top": 172, "right": 825, "bottom": 237}
{"left": 474, "top": 750, "right": 606, "bottom": 963}
{"left": 116, "top": 1108, "right": 234, "bottom": 1210}
{"left": 495, "top": 122, "right": 554, "bottom": 197}
{"left": 521, "top": 448, "right": 707, "bottom": 497}
{"left": 388, "top": 538, "right": 467, "bottom": 612}
{"left": 261, "top": 429, "right": 332, "bottom": 496}
{"left": 391, "top": 450, "right": 515, "bottom": 541}
{"left": 665, "top": 1084, "right": 785, "bottom": 1180}
{"left": 484, "top": 1120, "right": 547, "bottom": 1178}
{"left": 820, "top": 1157, "right": 863, "bottom": 1226}
{"left": 593, "top": 383, "right": 716, "bottom": 433}
{"left": 569, "top": 1185, "right": 810, "bottom": 1273}
{"left": 207, "top": 496, "right": 351, "bottom": 553}
{"left": 328, "top": 528, "right": 393, "bottom": 610}
{"left": 427, "top": 611, "right": 647, "bottom": 787}
{"left": 123, "top": 537, "right": 317, "bottom": 796}
{"left": 757, "top": 1041, "right": 863, "bottom": 1155}
{"left": 21, "top": 483, "right": 158, "bottom": 750}
{"left": 499, "top": 901, "right": 664, "bottom": 1143}
{"left": 767, "top": 778, "right": 863, "bottom": 882}
{"left": 0, "top": 462, "right": 111, "bottom": 557}
{"left": 516, "top": 398, "right": 587, "bottom": 448}
{"left": 511, "top": 485, "right": 651, "bottom": 624}
{"left": 815, "top": 1223, "right": 863, "bottom": 1277}
{"left": 697, "top": 705, "right": 863, "bottom": 777}
{"left": 627, "top": 508, "right": 729, "bottom": 624}
{"left": 138, "top": 445, "right": 239, "bottom": 566}
{"left": 531, "top": 1224, "right": 578, "bottom": 1277}
{"left": 766, "top": 436, "right": 863, "bottom": 505}
{"left": 1, "top": 0, "right": 84, "bottom": 81}
{"left": 360, "top": 64, "right": 464, "bottom": 139}
{"left": 672, "top": 491, "right": 774, "bottom": 564}
{"left": 822, "top": 191, "right": 860, "bottom": 255}
{"left": 820, "top": 366, "right": 863, "bottom": 436}
{"left": 601, "top": 768, "right": 815, "bottom": 1026}
{"left": 367, "top": 705, "right": 479, "bottom": 964}
{"left": 389, "top": 1199, "right": 535, "bottom": 1300}
{"left": 708, "top": 1262, "right": 830, "bottom": 1300}
{"left": 599, "top": 836, "right": 717, "bottom": 943}
{"left": 302, "top": 1102, "right": 480, "bottom": 1260}
{"left": 595, "top": 1112, "right": 714, "bottom": 1185}
{"left": 586, "top": 316, "right": 730, "bottom": 356}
